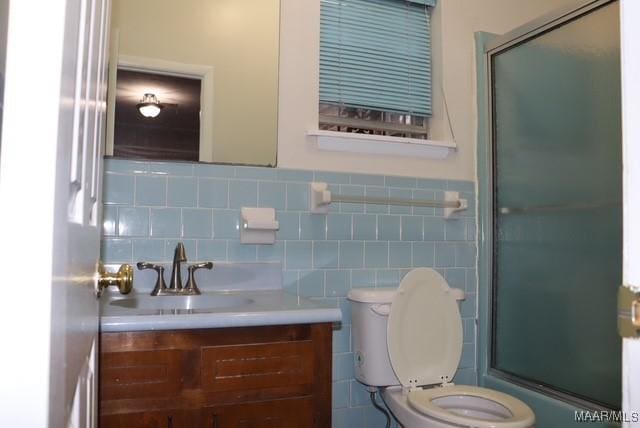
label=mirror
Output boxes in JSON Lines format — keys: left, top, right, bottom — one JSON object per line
{"left": 107, "top": 0, "right": 280, "bottom": 166}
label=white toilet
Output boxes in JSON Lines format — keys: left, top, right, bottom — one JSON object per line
{"left": 347, "top": 268, "right": 535, "bottom": 428}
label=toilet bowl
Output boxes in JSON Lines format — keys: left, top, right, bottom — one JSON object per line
{"left": 383, "top": 385, "right": 534, "bottom": 428}
{"left": 347, "top": 268, "right": 535, "bottom": 428}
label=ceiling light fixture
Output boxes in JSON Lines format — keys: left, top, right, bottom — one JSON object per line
{"left": 137, "top": 93, "right": 163, "bottom": 118}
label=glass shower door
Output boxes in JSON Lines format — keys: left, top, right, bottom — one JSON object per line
{"left": 490, "top": 1, "right": 621, "bottom": 409}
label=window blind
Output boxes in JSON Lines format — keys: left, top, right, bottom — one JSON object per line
{"left": 320, "top": 0, "right": 435, "bottom": 117}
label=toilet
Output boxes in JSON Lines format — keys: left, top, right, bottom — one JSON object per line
{"left": 347, "top": 268, "right": 535, "bottom": 428}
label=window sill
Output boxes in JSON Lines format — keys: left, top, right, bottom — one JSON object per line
{"left": 308, "top": 130, "right": 456, "bottom": 159}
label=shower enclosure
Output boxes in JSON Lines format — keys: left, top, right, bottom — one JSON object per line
{"left": 485, "top": 0, "right": 621, "bottom": 410}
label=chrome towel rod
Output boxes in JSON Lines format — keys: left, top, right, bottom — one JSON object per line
{"left": 309, "top": 182, "right": 468, "bottom": 218}
{"left": 332, "top": 194, "right": 461, "bottom": 209}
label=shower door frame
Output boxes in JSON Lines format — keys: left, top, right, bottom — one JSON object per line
{"left": 479, "top": 0, "right": 620, "bottom": 413}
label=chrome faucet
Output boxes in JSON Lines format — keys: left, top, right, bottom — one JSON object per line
{"left": 169, "top": 242, "right": 187, "bottom": 290}
{"left": 137, "top": 242, "right": 213, "bottom": 296}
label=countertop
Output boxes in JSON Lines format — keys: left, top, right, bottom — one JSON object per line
{"left": 100, "top": 289, "right": 342, "bottom": 332}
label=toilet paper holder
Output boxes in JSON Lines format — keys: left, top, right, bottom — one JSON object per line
{"left": 240, "top": 207, "right": 279, "bottom": 244}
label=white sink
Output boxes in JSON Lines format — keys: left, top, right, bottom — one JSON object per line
{"left": 109, "top": 294, "right": 253, "bottom": 311}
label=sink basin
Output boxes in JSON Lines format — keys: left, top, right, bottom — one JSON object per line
{"left": 109, "top": 294, "right": 253, "bottom": 311}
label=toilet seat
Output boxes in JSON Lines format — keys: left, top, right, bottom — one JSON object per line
{"left": 408, "top": 385, "right": 535, "bottom": 428}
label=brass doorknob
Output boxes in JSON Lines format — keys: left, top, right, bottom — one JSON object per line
{"left": 98, "top": 263, "right": 133, "bottom": 296}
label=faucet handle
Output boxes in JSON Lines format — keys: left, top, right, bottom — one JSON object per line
{"left": 137, "top": 262, "right": 167, "bottom": 296}
{"left": 185, "top": 262, "right": 213, "bottom": 294}
{"left": 137, "top": 261, "right": 161, "bottom": 270}
{"left": 189, "top": 262, "right": 213, "bottom": 270}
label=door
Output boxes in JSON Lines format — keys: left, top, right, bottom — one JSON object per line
{"left": 0, "top": 0, "right": 110, "bottom": 427}
{"left": 488, "top": 0, "right": 621, "bottom": 410}
{"left": 621, "top": 1, "right": 640, "bottom": 426}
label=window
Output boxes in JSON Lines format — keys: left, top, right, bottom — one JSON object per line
{"left": 319, "top": 0, "right": 435, "bottom": 139}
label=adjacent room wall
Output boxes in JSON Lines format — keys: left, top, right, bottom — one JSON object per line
{"left": 277, "top": 0, "right": 577, "bottom": 181}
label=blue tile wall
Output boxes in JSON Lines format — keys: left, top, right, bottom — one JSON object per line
{"left": 101, "top": 158, "right": 477, "bottom": 426}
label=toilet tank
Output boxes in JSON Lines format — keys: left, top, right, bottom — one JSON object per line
{"left": 347, "top": 288, "right": 399, "bottom": 387}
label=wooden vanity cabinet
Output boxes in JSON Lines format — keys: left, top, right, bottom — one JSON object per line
{"left": 99, "top": 323, "right": 332, "bottom": 428}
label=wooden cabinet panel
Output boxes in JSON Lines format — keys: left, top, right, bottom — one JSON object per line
{"left": 99, "top": 324, "right": 332, "bottom": 427}
{"left": 100, "top": 350, "right": 182, "bottom": 400}
{"left": 101, "top": 409, "right": 197, "bottom": 428}
{"left": 201, "top": 341, "right": 314, "bottom": 392}
{"left": 201, "top": 397, "right": 314, "bottom": 428}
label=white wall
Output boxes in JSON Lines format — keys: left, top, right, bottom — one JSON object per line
{"left": 277, "top": 0, "right": 577, "bottom": 181}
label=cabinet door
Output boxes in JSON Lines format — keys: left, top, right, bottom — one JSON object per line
{"left": 201, "top": 397, "right": 314, "bottom": 428}
{"left": 101, "top": 409, "right": 197, "bottom": 428}
{"left": 201, "top": 341, "right": 314, "bottom": 392}
{"left": 100, "top": 349, "right": 183, "bottom": 400}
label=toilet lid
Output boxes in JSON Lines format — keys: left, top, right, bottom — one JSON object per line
{"left": 387, "top": 268, "right": 462, "bottom": 388}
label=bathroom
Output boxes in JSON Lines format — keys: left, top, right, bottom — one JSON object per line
{"left": 0, "top": 0, "right": 638, "bottom": 427}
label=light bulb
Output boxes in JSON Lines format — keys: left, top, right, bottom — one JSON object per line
{"left": 139, "top": 104, "right": 161, "bottom": 118}
{"left": 136, "top": 93, "right": 163, "bottom": 118}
